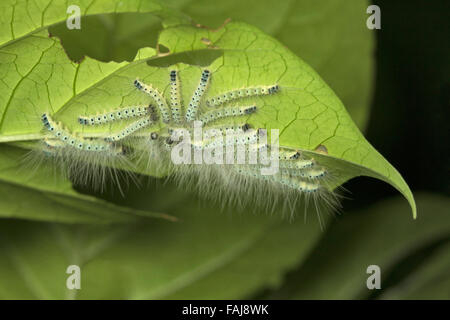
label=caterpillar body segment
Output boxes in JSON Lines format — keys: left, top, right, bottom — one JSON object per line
{"left": 185, "top": 69, "right": 210, "bottom": 122}
{"left": 43, "top": 138, "right": 65, "bottom": 149}
{"left": 284, "top": 166, "right": 328, "bottom": 180}
{"left": 169, "top": 70, "right": 182, "bottom": 124}
{"left": 41, "top": 113, "right": 115, "bottom": 153}
{"left": 168, "top": 123, "right": 252, "bottom": 141}
{"left": 279, "top": 150, "right": 301, "bottom": 160}
{"left": 191, "top": 128, "right": 261, "bottom": 151}
{"left": 206, "top": 84, "right": 280, "bottom": 107}
{"left": 105, "top": 117, "right": 154, "bottom": 142}
{"left": 232, "top": 165, "right": 321, "bottom": 193}
{"left": 78, "top": 105, "right": 152, "bottom": 126}
{"left": 134, "top": 79, "right": 171, "bottom": 123}
{"left": 279, "top": 157, "right": 315, "bottom": 170}
{"left": 41, "top": 138, "right": 65, "bottom": 156}
{"left": 198, "top": 105, "right": 257, "bottom": 126}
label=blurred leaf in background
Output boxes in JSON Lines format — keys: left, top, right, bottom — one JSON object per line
{"left": 0, "top": 177, "right": 326, "bottom": 299}
{"left": 264, "top": 193, "right": 450, "bottom": 299}
{"left": 0, "top": 192, "right": 447, "bottom": 299}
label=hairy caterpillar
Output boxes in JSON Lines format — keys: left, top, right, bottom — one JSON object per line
{"left": 198, "top": 106, "right": 257, "bottom": 126}
{"left": 170, "top": 70, "right": 182, "bottom": 123}
{"left": 42, "top": 114, "right": 118, "bottom": 153}
{"left": 233, "top": 165, "right": 320, "bottom": 193}
{"left": 33, "top": 114, "right": 132, "bottom": 192}
{"left": 190, "top": 127, "right": 262, "bottom": 151}
{"left": 78, "top": 105, "right": 153, "bottom": 125}
{"left": 185, "top": 69, "right": 210, "bottom": 122}
{"left": 206, "top": 85, "right": 280, "bottom": 107}
{"left": 105, "top": 117, "right": 154, "bottom": 142}
{"left": 34, "top": 69, "right": 338, "bottom": 221}
{"left": 169, "top": 123, "right": 251, "bottom": 141}
{"left": 134, "top": 79, "right": 171, "bottom": 123}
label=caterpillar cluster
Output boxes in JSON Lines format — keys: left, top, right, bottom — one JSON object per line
{"left": 36, "top": 69, "right": 338, "bottom": 220}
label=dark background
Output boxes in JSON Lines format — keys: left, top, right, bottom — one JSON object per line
{"left": 346, "top": 0, "right": 449, "bottom": 210}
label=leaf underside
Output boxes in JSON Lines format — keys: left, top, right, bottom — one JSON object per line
{"left": 0, "top": 0, "right": 415, "bottom": 217}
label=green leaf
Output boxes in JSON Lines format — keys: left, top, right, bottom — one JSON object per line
{"left": 0, "top": 144, "right": 176, "bottom": 224}
{"left": 0, "top": 0, "right": 189, "bottom": 47}
{"left": 0, "top": 186, "right": 326, "bottom": 299}
{"left": 167, "top": 0, "right": 374, "bottom": 131}
{"left": 268, "top": 193, "right": 450, "bottom": 299}
{"left": 0, "top": 2, "right": 415, "bottom": 216}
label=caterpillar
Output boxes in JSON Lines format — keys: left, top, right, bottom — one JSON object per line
{"left": 191, "top": 128, "right": 261, "bottom": 151}
{"left": 134, "top": 79, "right": 171, "bottom": 123}
{"left": 78, "top": 105, "right": 152, "bottom": 125}
{"left": 169, "top": 123, "right": 251, "bottom": 140}
{"left": 279, "top": 158, "right": 315, "bottom": 170}
{"left": 169, "top": 70, "right": 182, "bottom": 123}
{"left": 279, "top": 150, "right": 301, "bottom": 160}
{"left": 233, "top": 165, "right": 321, "bottom": 193}
{"left": 41, "top": 113, "right": 118, "bottom": 153}
{"left": 198, "top": 106, "right": 257, "bottom": 126}
{"left": 286, "top": 166, "right": 328, "bottom": 180}
{"left": 34, "top": 69, "right": 338, "bottom": 221}
{"left": 105, "top": 117, "right": 154, "bottom": 142}
{"left": 206, "top": 85, "right": 279, "bottom": 107}
{"left": 185, "top": 69, "right": 210, "bottom": 122}
{"left": 37, "top": 114, "right": 132, "bottom": 192}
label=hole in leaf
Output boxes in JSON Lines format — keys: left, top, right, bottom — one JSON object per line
{"left": 147, "top": 49, "right": 223, "bottom": 68}
{"left": 49, "top": 13, "right": 163, "bottom": 63}
{"left": 158, "top": 44, "right": 170, "bottom": 54}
